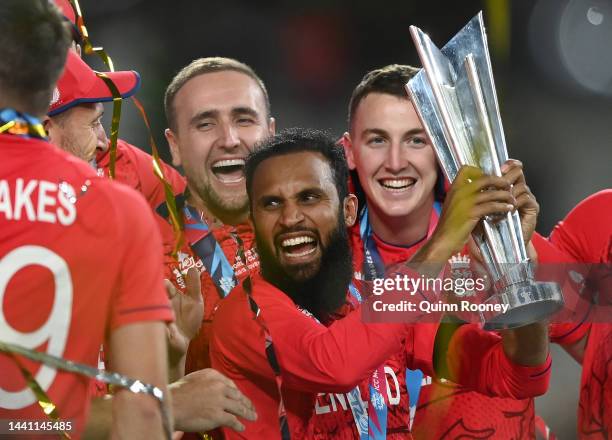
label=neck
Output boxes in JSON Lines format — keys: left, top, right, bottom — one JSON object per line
{"left": 366, "top": 194, "right": 435, "bottom": 246}
{"left": 186, "top": 185, "right": 248, "bottom": 227}
{"left": 0, "top": 99, "right": 42, "bottom": 120}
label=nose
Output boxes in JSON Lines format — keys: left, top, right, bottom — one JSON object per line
{"left": 96, "top": 124, "right": 109, "bottom": 152}
{"left": 218, "top": 122, "right": 240, "bottom": 150}
{"left": 384, "top": 141, "right": 405, "bottom": 173}
{"left": 279, "top": 201, "right": 305, "bottom": 229}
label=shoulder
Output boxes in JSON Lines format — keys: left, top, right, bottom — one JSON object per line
{"left": 565, "top": 190, "right": 612, "bottom": 223}
{"left": 551, "top": 189, "right": 612, "bottom": 261}
{"left": 213, "top": 276, "right": 293, "bottom": 327}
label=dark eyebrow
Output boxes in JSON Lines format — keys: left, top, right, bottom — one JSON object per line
{"left": 189, "top": 110, "right": 218, "bottom": 127}
{"left": 402, "top": 128, "right": 426, "bottom": 138}
{"left": 257, "top": 194, "right": 281, "bottom": 205}
{"left": 361, "top": 127, "right": 425, "bottom": 140}
{"left": 361, "top": 128, "right": 388, "bottom": 140}
{"left": 298, "top": 187, "right": 324, "bottom": 195}
{"left": 231, "top": 107, "right": 259, "bottom": 118}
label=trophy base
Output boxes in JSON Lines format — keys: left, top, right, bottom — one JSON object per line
{"left": 481, "top": 282, "right": 564, "bottom": 330}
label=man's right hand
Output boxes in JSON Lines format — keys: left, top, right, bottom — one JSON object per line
{"left": 170, "top": 368, "right": 257, "bottom": 433}
{"left": 431, "top": 165, "right": 515, "bottom": 259}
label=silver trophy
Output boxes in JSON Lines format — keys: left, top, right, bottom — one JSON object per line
{"left": 406, "top": 12, "right": 564, "bottom": 329}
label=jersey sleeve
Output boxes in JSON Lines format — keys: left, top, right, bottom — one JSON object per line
{"left": 212, "top": 281, "right": 413, "bottom": 394}
{"left": 549, "top": 190, "right": 612, "bottom": 263}
{"left": 106, "top": 182, "right": 174, "bottom": 330}
{"left": 549, "top": 322, "right": 592, "bottom": 345}
{"left": 444, "top": 324, "right": 551, "bottom": 399}
{"left": 531, "top": 232, "right": 575, "bottom": 264}
{"left": 121, "top": 140, "right": 186, "bottom": 207}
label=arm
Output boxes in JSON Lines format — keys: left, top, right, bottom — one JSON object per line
{"left": 165, "top": 267, "right": 203, "bottom": 383}
{"left": 213, "top": 285, "right": 413, "bottom": 394}
{"left": 108, "top": 322, "right": 171, "bottom": 440}
{"left": 170, "top": 369, "right": 257, "bottom": 433}
{"left": 558, "top": 331, "right": 588, "bottom": 364}
{"left": 432, "top": 323, "right": 551, "bottom": 399}
{"left": 411, "top": 165, "right": 516, "bottom": 276}
{"left": 83, "top": 369, "right": 257, "bottom": 438}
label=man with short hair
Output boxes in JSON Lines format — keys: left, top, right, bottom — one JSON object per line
{"left": 163, "top": 57, "right": 275, "bottom": 375}
{"left": 41, "top": 25, "right": 257, "bottom": 436}
{"left": 338, "top": 64, "right": 552, "bottom": 438}
{"left": 0, "top": 1, "right": 172, "bottom": 438}
{"left": 210, "top": 128, "right": 552, "bottom": 439}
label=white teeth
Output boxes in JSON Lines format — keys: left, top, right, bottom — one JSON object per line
{"left": 380, "top": 178, "right": 414, "bottom": 189}
{"left": 285, "top": 247, "right": 317, "bottom": 257}
{"left": 281, "top": 236, "right": 315, "bottom": 247}
{"left": 213, "top": 158, "right": 245, "bottom": 168}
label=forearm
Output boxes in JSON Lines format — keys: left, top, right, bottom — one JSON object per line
{"left": 279, "top": 310, "right": 410, "bottom": 392}
{"left": 407, "top": 232, "right": 455, "bottom": 278}
{"left": 167, "top": 346, "right": 186, "bottom": 383}
{"left": 109, "top": 322, "right": 173, "bottom": 440}
{"left": 501, "top": 322, "right": 549, "bottom": 366}
{"left": 111, "top": 388, "right": 171, "bottom": 440}
{"left": 443, "top": 324, "right": 551, "bottom": 399}
{"left": 84, "top": 396, "right": 112, "bottom": 440}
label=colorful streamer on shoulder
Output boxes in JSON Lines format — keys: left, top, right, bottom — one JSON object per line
{"left": 132, "top": 97, "right": 184, "bottom": 257}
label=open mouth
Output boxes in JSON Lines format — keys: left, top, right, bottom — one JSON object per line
{"left": 279, "top": 234, "right": 318, "bottom": 258}
{"left": 211, "top": 158, "right": 246, "bottom": 184}
{"left": 379, "top": 177, "right": 416, "bottom": 192}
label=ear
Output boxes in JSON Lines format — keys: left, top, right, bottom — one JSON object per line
{"left": 267, "top": 116, "right": 276, "bottom": 136}
{"left": 164, "top": 128, "right": 182, "bottom": 167}
{"left": 341, "top": 132, "right": 356, "bottom": 170}
{"left": 343, "top": 193, "right": 358, "bottom": 227}
{"left": 42, "top": 117, "right": 55, "bottom": 141}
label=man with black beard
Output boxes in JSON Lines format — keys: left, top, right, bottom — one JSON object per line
{"left": 255, "top": 200, "right": 353, "bottom": 322}
{"left": 210, "top": 128, "right": 552, "bottom": 440}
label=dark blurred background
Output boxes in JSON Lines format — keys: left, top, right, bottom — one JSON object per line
{"left": 82, "top": 1, "right": 611, "bottom": 436}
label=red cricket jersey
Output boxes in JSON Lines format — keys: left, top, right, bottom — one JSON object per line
{"left": 336, "top": 209, "right": 553, "bottom": 439}
{"left": 547, "top": 190, "right": 612, "bottom": 439}
{"left": 209, "top": 274, "right": 429, "bottom": 440}
{"left": 210, "top": 272, "right": 551, "bottom": 440}
{"left": 95, "top": 139, "right": 187, "bottom": 256}
{"left": 0, "top": 135, "right": 173, "bottom": 438}
{"left": 177, "top": 221, "right": 260, "bottom": 374}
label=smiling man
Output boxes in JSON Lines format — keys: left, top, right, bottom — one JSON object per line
{"left": 210, "top": 128, "right": 552, "bottom": 439}
{"left": 163, "top": 57, "right": 275, "bottom": 375}
{"left": 338, "top": 64, "right": 550, "bottom": 438}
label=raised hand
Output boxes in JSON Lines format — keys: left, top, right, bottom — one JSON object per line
{"left": 165, "top": 267, "right": 203, "bottom": 378}
{"left": 432, "top": 165, "right": 515, "bottom": 257}
{"left": 501, "top": 159, "right": 539, "bottom": 244}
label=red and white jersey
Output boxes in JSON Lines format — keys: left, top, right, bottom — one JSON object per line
{"left": 95, "top": 139, "right": 186, "bottom": 256}
{"left": 0, "top": 134, "right": 173, "bottom": 438}
{"left": 160, "top": 204, "right": 260, "bottom": 374}
{"left": 330, "top": 207, "right": 554, "bottom": 439}
{"left": 547, "top": 190, "right": 612, "bottom": 439}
